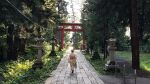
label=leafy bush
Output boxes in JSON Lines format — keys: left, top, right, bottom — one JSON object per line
{"left": 1, "top": 42, "right": 64, "bottom": 84}
{"left": 141, "top": 45, "right": 150, "bottom": 53}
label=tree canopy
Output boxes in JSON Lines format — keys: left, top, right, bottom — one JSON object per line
{"left": 82, "top": 0, "right": 150, "bottom": 50}
{"left": 0, "top": 0, "right": 68, "bottom": 61}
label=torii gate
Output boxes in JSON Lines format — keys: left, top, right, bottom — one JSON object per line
{"left": 58, "top": 23, "right": 84, "bottom": 49}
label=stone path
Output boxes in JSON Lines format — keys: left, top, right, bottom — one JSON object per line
{"left": 45, "top": 49, "right": 104, "bottom": 84}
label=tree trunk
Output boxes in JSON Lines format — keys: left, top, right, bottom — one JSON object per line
{"left": 103, "top": 27, "right": 107, "bottom": 59}
{"left": 19, "top": 38, "right": 26, "bottom": 54}
{"left": 103, "top": 38, "right": 107, "bottom": 60}
{"left": 13, "top": 36, "right": 19, "bottom": 60}
{"left": 103, "top": 20, "right": 108, "bottom": 60}
{"left": 130, "top": 0, "right": 140, "bottom": 69}
{"left": 0, "top": 45, "right": 2, "bottom": 61}
{"left": 7, "top": 24, "right": 14, "bottom": 60}
{"left": 7, "top": 24, "right": 19, "bottom": 60}
{"left": 139, "top": 0, "right": 145, "bottom": 42}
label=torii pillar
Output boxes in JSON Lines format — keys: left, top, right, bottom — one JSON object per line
{"left": 60, "top": 26, "right": 64, "bottom": 49}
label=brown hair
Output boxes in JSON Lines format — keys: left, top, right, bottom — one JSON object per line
{"left": 71, "top": 49, "right": 74, "bottom": 53}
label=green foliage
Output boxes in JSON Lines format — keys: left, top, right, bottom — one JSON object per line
{"left": 0, "top": 0, "right": 68, "bottom": 61}
{"left": 82, "top": 0, "right": 150, "bottom": 52}
{"left": 1, "top": 43, "right": 64, "bottom": 84}
{"left": 71, "top": 32, "right": 82, "bottom": 49}
{"left": 2, "top": 60, "right": 33, "bottom": 84}
{"left": 0, "top": 0, "right": 67, "bottom": 83}
{"left": 141, "top": 34, "right": 150, "bottom": 52}
{"left": 84, "top": 53, "right": 116, "bottom": 75}
{"left": 81, "top": 0, "right": 129, "bottom": 53}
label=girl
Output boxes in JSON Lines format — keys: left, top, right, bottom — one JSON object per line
{"left": 68, "top": 50, "right": 77, "bottom": 73}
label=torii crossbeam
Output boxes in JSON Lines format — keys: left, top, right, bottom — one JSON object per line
{"left": 58, "top": 23, "right": 84, "bottom": 49}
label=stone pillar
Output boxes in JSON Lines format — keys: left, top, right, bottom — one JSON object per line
{"left": 37, "top": 42, "right": 43, "bottom": 61}
{"left": 32, "top": 37, "right": 44, "bottom": 69}
{"left": 49, "top": 36, "right": 57, "bottom": 56}
{"left": 108, "top": 38, "right": 117, "bottom": 63}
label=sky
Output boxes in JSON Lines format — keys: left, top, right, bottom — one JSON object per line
{"left": 64, "top": 0, "right": 85, "bottom": 38}
{"left": 65, "top": 0, "right": 85, "bottom": 23}
{"left": 64, "top": 0, "right": 131, "bottom": 38}
{"left": 125, "top": 27, "right": 130, "bottom": 37}
{"left": 64, "top": 0, "right": 131, "bottom": 37}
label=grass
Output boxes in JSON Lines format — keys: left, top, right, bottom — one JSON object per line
{"left": 85, "top": 51, "right": 150, "bottom": 76}
{"left": 116, "top": 51, "right": 150, "bottom": 71}
{"left": 116, "top": 51, "right": 132, "bottom": 61}
{"left": 85, "top": 53, "right": 115, "bottom": 75}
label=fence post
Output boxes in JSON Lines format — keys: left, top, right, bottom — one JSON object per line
{"left": 134, "top": 69, "right": 137, "bottom": 84}
{"left": 123, "top": 64, "right": 126, "bottom": 84}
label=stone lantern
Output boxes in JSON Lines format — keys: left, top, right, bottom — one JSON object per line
{"left": 108, "top": 38, "right": 117, "bottom": 62}
{"left": 105, "top": 38, "right": 118, "bottom": 71}
{"left": 49, "top": 36, "right": 57, "bottom": 56}
{"left": 32, "top": 36, "right": 44, "bottom": 69}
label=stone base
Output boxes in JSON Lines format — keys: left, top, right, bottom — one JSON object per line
{"left": 32, "top": 60, "right": 43, "bottom": 70}
{"left": 91, "top": 51, "right": 100, "bottom": 60}
{"left": 59, "top": 47, "right": 62, "bottom": 51}
{"left": 104, "top": 61, "right": 120, "bottom": 72}
{"left": 49, "top": 50, "right": 57, "bottom": 56}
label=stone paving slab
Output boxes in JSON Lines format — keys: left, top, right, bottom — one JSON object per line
{"left": 45, "top": 49, "right": 104, "bottom": 84}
